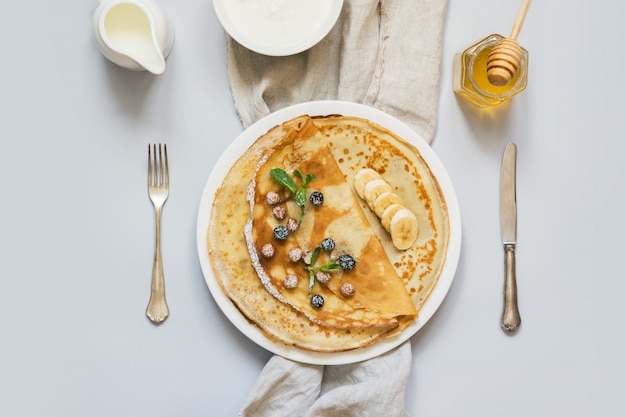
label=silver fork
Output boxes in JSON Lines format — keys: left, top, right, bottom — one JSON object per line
{"left": 146, "top": 143, "right": 169, "bottom": 323}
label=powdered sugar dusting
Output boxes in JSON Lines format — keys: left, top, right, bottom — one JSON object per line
{"left": 243, "top": 152, "right": 327, "bottom": 328}
{"left": 244, "top": 153, "right": 289, "bottom": 304}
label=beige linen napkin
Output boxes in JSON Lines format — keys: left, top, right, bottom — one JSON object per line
{"left": 226, "top": 1, "right": 447, "bottom": 416}
{"left": 227, "top": 0, "right": 447, "bottom": 144}
{"left": 240, "top": 343, "right": 412, "bottom": 417}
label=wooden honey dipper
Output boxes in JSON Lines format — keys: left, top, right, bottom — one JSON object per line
{"left": 487, "top": 0, "right": 532, "bottom": 86}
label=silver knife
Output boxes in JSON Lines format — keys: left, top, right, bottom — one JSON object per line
{"left": 500, "top": 143, "right": 521, "bottom": 334}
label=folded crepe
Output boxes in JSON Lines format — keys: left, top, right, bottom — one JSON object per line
{"left": 207, "top": 114, "right": 449, "bottom": 352}
{"left": 244, "top": 116, "right": 417, "bottom": 331}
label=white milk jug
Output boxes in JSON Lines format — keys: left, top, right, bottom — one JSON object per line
{"left": 93, "top": 0, "right": 174, "bottom": 75}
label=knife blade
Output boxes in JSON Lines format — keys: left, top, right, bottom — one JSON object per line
{"left": 500, "top": 143, "right": 521, "bottom": 334}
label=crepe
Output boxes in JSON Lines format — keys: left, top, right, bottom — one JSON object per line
{"left": 313, "top": 116, "right": 449, "bottom": 314}
{"left": 244, "top": 116, "right": 417, "bottom": 331}
{"left": 207, "top": 114, "right": 449, "bottom": 352}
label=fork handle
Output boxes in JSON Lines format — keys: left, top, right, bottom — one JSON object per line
{"left": 146, "top": 207, "right": 169, "bottom": 323}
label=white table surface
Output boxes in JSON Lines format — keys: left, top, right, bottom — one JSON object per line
{"left": 2, "top": 1, "right": 625, "bottom": 416}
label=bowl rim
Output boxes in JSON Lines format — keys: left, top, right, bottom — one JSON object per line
{"left": 212, "top": 0, "right": 344, "bottom": 56}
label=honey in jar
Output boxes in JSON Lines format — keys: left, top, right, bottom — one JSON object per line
{"left": 453, "top": 34, "right": 528, "bottom": 108}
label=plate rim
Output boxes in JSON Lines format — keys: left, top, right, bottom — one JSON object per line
{"left": 212, "top": 0, "right": 345, "bottom": 56}
{"left": 196, "top": 100, "right": 462, "bottom": 365}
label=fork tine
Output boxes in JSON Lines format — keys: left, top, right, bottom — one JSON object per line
{"left": 158, "top": 144, "right": 164, "bottom": 187}
{"left": 148, "top": 144, "right": 153, "bottom": 187}
{"left": 163, "top": 144, "right": 169, "bottom": 187}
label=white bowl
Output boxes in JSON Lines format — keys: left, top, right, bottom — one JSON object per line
{"left": 213, "top": 0, "right": 344, "bottom": 56}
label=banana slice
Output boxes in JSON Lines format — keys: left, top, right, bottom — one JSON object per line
{"left": 389, "top": 208, "right": 419, "bottom": 250}
{"left": 353, "top": 168, "right": 381, "bottom": 199}
{"left": 363, "top": 179, "right": 392, "bottom": 208}
{"left": 353, "top": 167, "right": 420, "bottom": 250}
{"left": 380, "top": 203, "right": 405, "bottom": 232}
{"left": 373, "top": 191, "right": 403, "bottom": 218}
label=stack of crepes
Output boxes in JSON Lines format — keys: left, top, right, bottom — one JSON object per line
{"left": 207, "top": 114, "right": 449, "bottom": 352}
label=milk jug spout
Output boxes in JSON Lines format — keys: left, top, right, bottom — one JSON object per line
{"left": 93, "top": 0, "right": 174, "bottom": 75}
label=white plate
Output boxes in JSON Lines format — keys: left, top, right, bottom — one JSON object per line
{"left": 196, "top": 101, "right": 462, "bottom": 365}
{"left": 212, "top": 0, "right": 344, "bottom": 56}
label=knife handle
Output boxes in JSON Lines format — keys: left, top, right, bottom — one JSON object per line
{"left": 501, "top": 245, "right": 521, "bottom": 334}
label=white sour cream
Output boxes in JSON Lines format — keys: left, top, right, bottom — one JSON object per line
{"left": 223, "top": 0, "right": 336, "bottom": 49}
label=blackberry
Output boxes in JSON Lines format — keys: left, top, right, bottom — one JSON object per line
{"left": 273, "top": 225, "right": 289, "bottom": 240}
{"left": 309, "top": 191, "right": 324, "bottom": 206}
{"left": 338, "top": 254, "right": 356, "bottom": 270}
{"left": 311, "top": 294, "right": 324, "bottom": 309}
{"left": 320, "top": 237, "right": 335, "bottom": 251}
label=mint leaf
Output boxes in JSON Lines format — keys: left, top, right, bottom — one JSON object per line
{"left": 294, "top": 188, "right": 307, "bottom": 223}
{"left": 306, "top": 241, "right": 356, "bottom": 294}
{"left": 307, "top": 246, "right": 322, "bottom": 294}
{"left": 308, "top": 260, "right": 339, "bottom": 294}
{"left": 270, "top": 168, "right": 317, "bottom": 224}
{"left": 308, "top": 270, "right": 315, "bottom": 295}
{"left": 270, "top": 168, "right": 297, "bottom": 193}
{"left": 319, "top": 262, "right": 339, "bottom": 273}
{"left": 310, "top": 246, "right": 322, "bottom": 266}
{"left": 295, "top": 170, "right": 317, "bottom": 187}
{"left": 304, "top": 173, "right": 317, "bottom": 187}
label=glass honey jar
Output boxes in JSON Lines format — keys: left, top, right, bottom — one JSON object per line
{"left": 453, "top": 34, "right": 528, "bottom": 108}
